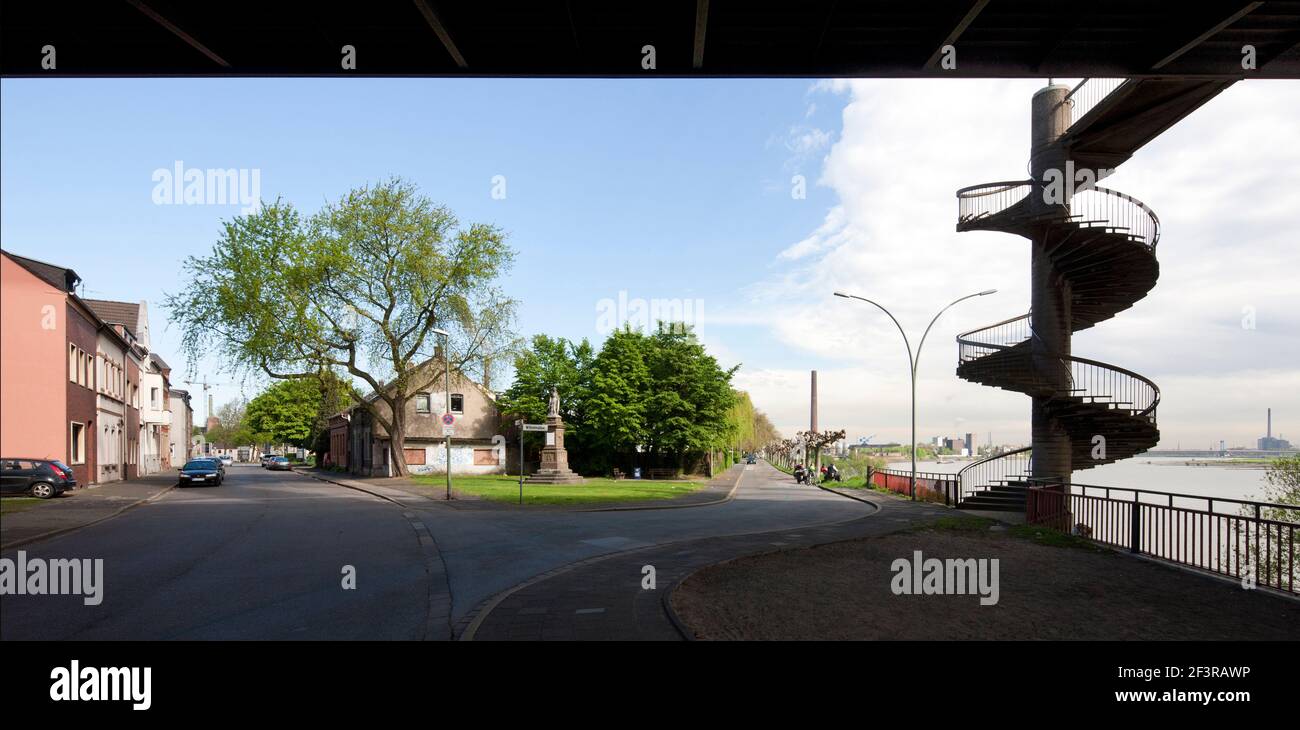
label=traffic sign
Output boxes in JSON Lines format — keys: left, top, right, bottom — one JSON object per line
{"left": 443, "top": 425, "right": 454, "bottom": 436}
{"left": 522, "top": 423, "right": 547, "bottom": 432}
{"left": 441, "top": 413, "right": 455, "bottom": 426}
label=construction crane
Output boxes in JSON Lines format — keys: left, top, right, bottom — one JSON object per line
{"left": 184, "top": 378, "right": 233, "bottom": 425}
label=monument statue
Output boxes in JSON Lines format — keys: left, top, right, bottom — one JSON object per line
{"left": 528, "top": 386, "right": 583, "bottom": 485}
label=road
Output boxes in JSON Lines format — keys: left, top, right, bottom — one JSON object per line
{"left": 1, "top": 461, "right": 869, "bottom": 640}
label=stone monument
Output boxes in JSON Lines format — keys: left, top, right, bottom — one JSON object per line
{"left": 525, "top": 387, "right": 584, "bottom": 485}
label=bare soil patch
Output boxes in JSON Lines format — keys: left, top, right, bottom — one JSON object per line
{"left": 672, "top": 523, "right": 1300, "bottom": 640}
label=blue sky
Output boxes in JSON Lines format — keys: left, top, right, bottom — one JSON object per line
{"left": 1, "top": 77, "right": 832, "bottom": 406}
{"left": 4, "top": 77, "right": 1298, "bottom": 447}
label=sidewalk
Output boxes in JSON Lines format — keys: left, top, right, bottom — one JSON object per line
{"left": 0, "top": 473, "right": 178, "bottom": 550}
{"left": 461, "top": 492, "right": 952, "bottom": 640}
{"left": 299, "top": 464, "right": 747, "bottom": 512}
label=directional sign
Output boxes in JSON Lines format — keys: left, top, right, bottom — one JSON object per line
{"left": 522, "top": 423, "right": 547, "bottom": 432}
{"left": 441, "top": 413, "right": 455, "bottom": 426}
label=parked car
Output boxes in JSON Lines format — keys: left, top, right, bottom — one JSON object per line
{"left": 216, "top": 455, "right": 234, "bottom": 467}
{"left": 197, "top": 457, "right": 226, "bottom": 478}
{"left": 178, "top": 458, "right": 223, "bottom": 487}
{"left": 266, "top": 456, "right": 292, "bottom": 471}
{"left": 259, "top": 453, "right": 277, "bottom": 467}
{"left": 0, "top": 458, "right": 76, "bottom": 498}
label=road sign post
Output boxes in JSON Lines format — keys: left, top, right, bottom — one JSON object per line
{"left": 518, "top": 423, "right": 547, "bottom": 504}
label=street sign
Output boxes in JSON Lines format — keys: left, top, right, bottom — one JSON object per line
{"left": 443, "top": 425, "right": 454, "bottom": 436}
{"left": 441, "top": 413, "right": 455, "bottom": 426}
{"left": 522, "top": 423, "right": 547, "bottom": 432}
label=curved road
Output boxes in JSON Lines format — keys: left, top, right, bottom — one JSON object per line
{"left": 1, "top": 461, "right": 868, "bottom": 640}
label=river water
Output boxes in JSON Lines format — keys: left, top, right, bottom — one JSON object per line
{"left": 904, "top": 457, "right": 1278, "bottom": 505}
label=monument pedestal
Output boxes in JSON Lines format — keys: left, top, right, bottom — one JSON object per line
{"left": 526, "top": 414, "right": 584, "bottom": 485}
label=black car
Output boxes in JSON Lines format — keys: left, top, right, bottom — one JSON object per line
{"left": 179, "top": 459, "right": 223, "bottom": 487}
{"left": 0, "top": 458, "right": 76, "bottom": 498}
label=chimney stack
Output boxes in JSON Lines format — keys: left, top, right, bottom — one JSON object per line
{"left": 1268, "top": 408, "right": 1272, "bottom": 439}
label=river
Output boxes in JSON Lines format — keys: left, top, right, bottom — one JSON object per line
{"left": 901, "top": 456, "right": 1280, "bottom": 505}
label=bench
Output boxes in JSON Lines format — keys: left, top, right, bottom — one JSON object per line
{"left": 647, "top": 468, "right": 677, "bottom": 480}
{"left": 612, "top": 468, "right": 625, "bottom": 480}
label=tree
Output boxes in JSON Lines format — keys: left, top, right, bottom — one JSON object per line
{"left": 166, "top": 178, "right": 519, "bottom": 476}
{"left": 245, "top": 377, "right": 348, "bottom": 450}
{"left": 497, "top": 335, "right": 592, "bottom": 426}
{"left": 583, "top": 328, "right": 651, "bottom": 458}
{"left": 641, "top": 325, "right": 737, "bottom": 466}
{"left": 798, "top": 429, "right": 847, "bottom": 471}
{"left": 1235, "top": 456, "right": 1300, "bottom": 588}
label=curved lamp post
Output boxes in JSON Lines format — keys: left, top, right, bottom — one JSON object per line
{"left": 833, "top": 289, "right": 996, "bottom": 500}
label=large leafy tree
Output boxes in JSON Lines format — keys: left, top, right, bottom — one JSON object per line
{"left": 497, "top": 335, "right": 592, "bottom": 425}
{"left": 584, "top": 327, "right": 651, "bottom": 455}
{"left": 166, "top": 178, "right": 519, "bottom": 476}
{"left": 245, "top": 376, "right": 350, "bottom": 450}
{"left": 642, "top": 325, "right": 737, "bottom": 465}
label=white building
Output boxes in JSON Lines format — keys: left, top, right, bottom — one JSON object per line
{"left": 170, "top": 388, "right": 193, "bottom": 466}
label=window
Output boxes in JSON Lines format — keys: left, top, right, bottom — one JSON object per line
{"left": 404, "top": 448, "right": 426, "bottom": 465}
{"left": 415, "top": 393, "right": 431, "bottom": 413}
{"left": 69, "top": 344, "right": 77, "bottom": 382}
{"left": 450, "top": 393, "right": 464, "bottom": 414}
{"left": 70, "top": 423, "right": 85, "bottom": 464}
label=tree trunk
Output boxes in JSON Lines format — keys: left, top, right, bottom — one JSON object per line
{"left": 388, "top": 396, "right": 408, "bottom": 477}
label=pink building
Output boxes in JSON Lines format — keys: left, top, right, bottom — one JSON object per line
{"left": 2, "top": 250, "right": 139, "bottom": 485}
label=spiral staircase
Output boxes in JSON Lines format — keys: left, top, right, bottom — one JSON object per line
{"left": 949, "top": 77, "right": 1219, "bottom": 512}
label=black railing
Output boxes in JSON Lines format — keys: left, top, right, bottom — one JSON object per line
{"left": 1070, "top": 186, "right": 1161, "bottom": 249}
{"left": 956, "top": 180, "right": 1032, "bottom": 224}
{"left": 957, "top": 447, "right": 1032, "bottom": 502}
{"left": 1060, "top": 78, "right": 1129, "bottom": 129}
{"left": 1028, "top": 481, "right": 1298, "bottom": 595}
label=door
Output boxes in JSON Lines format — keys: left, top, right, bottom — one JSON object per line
{"left": 0, "top": 460, "right": 34, "bottom": 494}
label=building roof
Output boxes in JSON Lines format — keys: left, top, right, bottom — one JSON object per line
{"left": 2, "top": 249, "right": 81, "bottom": 293}
{"left": 82, "top": 298, "right": 141, "bottom": 329}
{"left": 149, "top": 352, "right": 172, "bottom": 370}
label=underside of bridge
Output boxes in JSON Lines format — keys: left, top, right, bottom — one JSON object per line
{"left": 2, "top": 1, "right": 1299, "bottom": 77}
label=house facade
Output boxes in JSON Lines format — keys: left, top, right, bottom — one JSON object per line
{"left": 169, "top": 387, "right": 193, "bottom": 466}
{"left": 2, "top": 250, "right": 180, "bottom": 487}
{"left": 347, "top": 361, "right": 504, "bottom": 477}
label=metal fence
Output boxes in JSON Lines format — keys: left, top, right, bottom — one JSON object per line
{"left": 1027, "top": 482, "right": 1298, "bottom": 594}
{"left": 870, "top": 468, "right": 958, "bottom": 506}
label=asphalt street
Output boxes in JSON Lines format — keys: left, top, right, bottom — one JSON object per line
{"left": 1, "top": 461, "right": 869, "bottom": 639}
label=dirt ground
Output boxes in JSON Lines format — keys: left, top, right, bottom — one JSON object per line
{"left": 671, "top": 524, "right": 1300, "bottom": 640}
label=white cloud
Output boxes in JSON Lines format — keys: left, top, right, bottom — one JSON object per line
{"left": 733, "top": 79, "right": 1300, "bottom": 449}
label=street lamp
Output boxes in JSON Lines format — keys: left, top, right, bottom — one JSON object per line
{"left": 432, "top": 327, "right": 452, "bottom": 500}
{"left": 834, "top": 289, "right": 996, "bottom": 500}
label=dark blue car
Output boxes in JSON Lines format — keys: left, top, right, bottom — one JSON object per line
{"left": 179, "top": 458, "right": 223, "bottom": 487}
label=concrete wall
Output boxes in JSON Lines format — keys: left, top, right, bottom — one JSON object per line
{"left": 404, "top": 438, "right": 505, "bottom": 476}
{"left": 0, "top": 255, "right": 67, "bottom": 462}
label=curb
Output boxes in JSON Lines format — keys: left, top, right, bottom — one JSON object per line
{"left": 0, "top": 483, "right": 176, "bottom": 551}
{"left": 295, "top": 468, "right": 426, "bottom": 508}
{"left": 298, "top": 466, "right": 748, "bottom": 514}
{"left": 575, "top": 465, "right": 747, "bottom": 512}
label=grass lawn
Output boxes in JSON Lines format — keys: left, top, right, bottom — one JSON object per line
{"left": 408, "top": 474, "right": 705, "bottom": 505}
{"left": 0, "top": 497, "right": 46, "bottom": 514}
